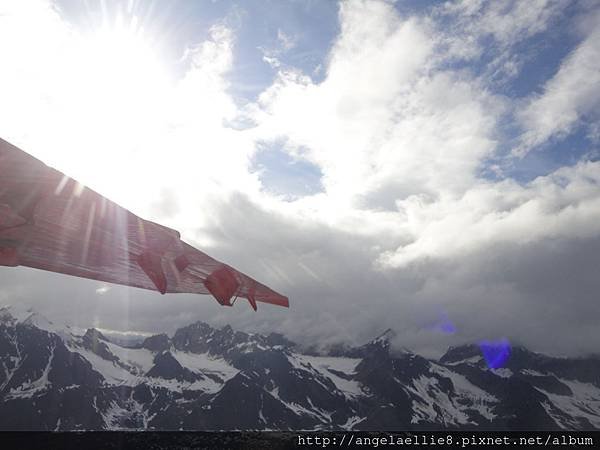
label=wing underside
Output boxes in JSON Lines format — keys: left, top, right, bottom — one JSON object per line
{"left": 0, "top": 138, "right": 288, "bottom": 311}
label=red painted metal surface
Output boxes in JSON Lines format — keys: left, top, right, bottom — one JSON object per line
{"left": 0, "top": 137, "right": 289, "bottom": 311}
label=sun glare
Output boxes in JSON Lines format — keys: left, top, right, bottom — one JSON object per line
{"left": 83, "top": 16, "right": 169, "bottom": 115}
{"left": 45, "top": 13, "right": 173, "bottom": 210}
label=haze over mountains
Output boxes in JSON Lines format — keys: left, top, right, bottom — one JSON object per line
{"left": 1, "top": 304, "right": 599, "bottom": 431}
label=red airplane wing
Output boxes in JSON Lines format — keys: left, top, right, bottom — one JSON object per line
{"left": 0, "top": 137, "right": 289, "bottom": 310}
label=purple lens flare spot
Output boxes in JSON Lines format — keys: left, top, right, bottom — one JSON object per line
{"left": 436, "top": 312, "right": 456, "bottom": 334}
{"left": 479, "top": 338, "right": 511, "bottom": 369}
{"left": 426, "top": 311, "right": 456, "bottom": 334}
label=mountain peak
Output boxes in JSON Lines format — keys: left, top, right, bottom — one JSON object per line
{"left": 81, "top": 327, "right": 119, "bottom": 362}
{"left": 146, "top": 351, "right": 203, "bottom": 383}
{"left": 83, "top": 327, "right": 108, "bottom": 341}
{"left": 0, "top": 304, "right": 36, "bottom": 325}
{"left": 440, "top": 344, "right": 481, "bottom": 364}
{"left": 142, "top": 333, "right": 171, "bottom": 352}
{"left": 0, "top": 304, "right": 66, "bottom": 336}
{"left": 371, "top": 328, "right": 397, "bottom": 345}
{"left": 1, "top": 313, "right": 600, "bottom": 431}
{"left": 221, "top": 324, "right": 234, "bottom": 334}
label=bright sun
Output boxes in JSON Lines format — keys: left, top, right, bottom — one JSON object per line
{"left": 17, "top": 8, "right": 238, "bottom": 229}
{"left": 82, "top": 16, "right": 170, "bottom": 123}
{"left": 43, "top": 14, "right": 173, "bottom": 211}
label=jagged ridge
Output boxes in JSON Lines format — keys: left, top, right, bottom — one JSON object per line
{"left": 1, "top": 305, "right": 599, "bottom": 431}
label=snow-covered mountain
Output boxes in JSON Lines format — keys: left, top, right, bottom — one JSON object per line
{"left": 1, "top": 304, "right": 599, "bottom": 430}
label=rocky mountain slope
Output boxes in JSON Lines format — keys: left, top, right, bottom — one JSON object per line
{"left": 1, "top": 305, "right": 599, "bottom": 430}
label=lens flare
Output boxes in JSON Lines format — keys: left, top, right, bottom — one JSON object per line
{"left": 431, "top": 311, "right": 456, "bottom": 334}
{"left": 479, "top": 338, "right": 511, "bottom": 369}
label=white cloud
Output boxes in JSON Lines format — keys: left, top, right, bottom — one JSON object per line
{"left": 252, "top": 0, "right": 501, "bottom": 231}
{"left": 255, "top": 1, "right": 437, "bottom": 205}
{"left": 240, "top": 0, "right": 600, "bottom": 355}
{"left": 438, "top": 0, "right": 569, "bottom": 61}
{"left": 2, "top": 0, "right": 600, "bottom": 357}
{"left": 433, "top": 0, "right": 571, "bottom": 91}
{"left": 277, "top": 29, "right": 297, "bottom": 51}
{"left": 259, "top": 28, "right": 297, "bottom": 70}
{"left": 516, "top": 15, "right": 600, "bottom": 154}
{"left": 380, "top": 161, "right": 600, "bottom": 267}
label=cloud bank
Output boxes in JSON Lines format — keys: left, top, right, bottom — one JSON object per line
{"left": 1, "top": 0, "right": 599, "bottom": 357}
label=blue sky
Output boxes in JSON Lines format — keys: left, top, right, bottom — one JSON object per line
{"left": 1, "top": 0, "right": 600, "bottom": 356}
{"left": 57, "top": 0, "right": 340, "bottom": 97}
{"left": 52, "top": 0, "right": 599, "bottom": 191}
{"left": 47, "top": 0, "right": 600, "bottom": 193}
